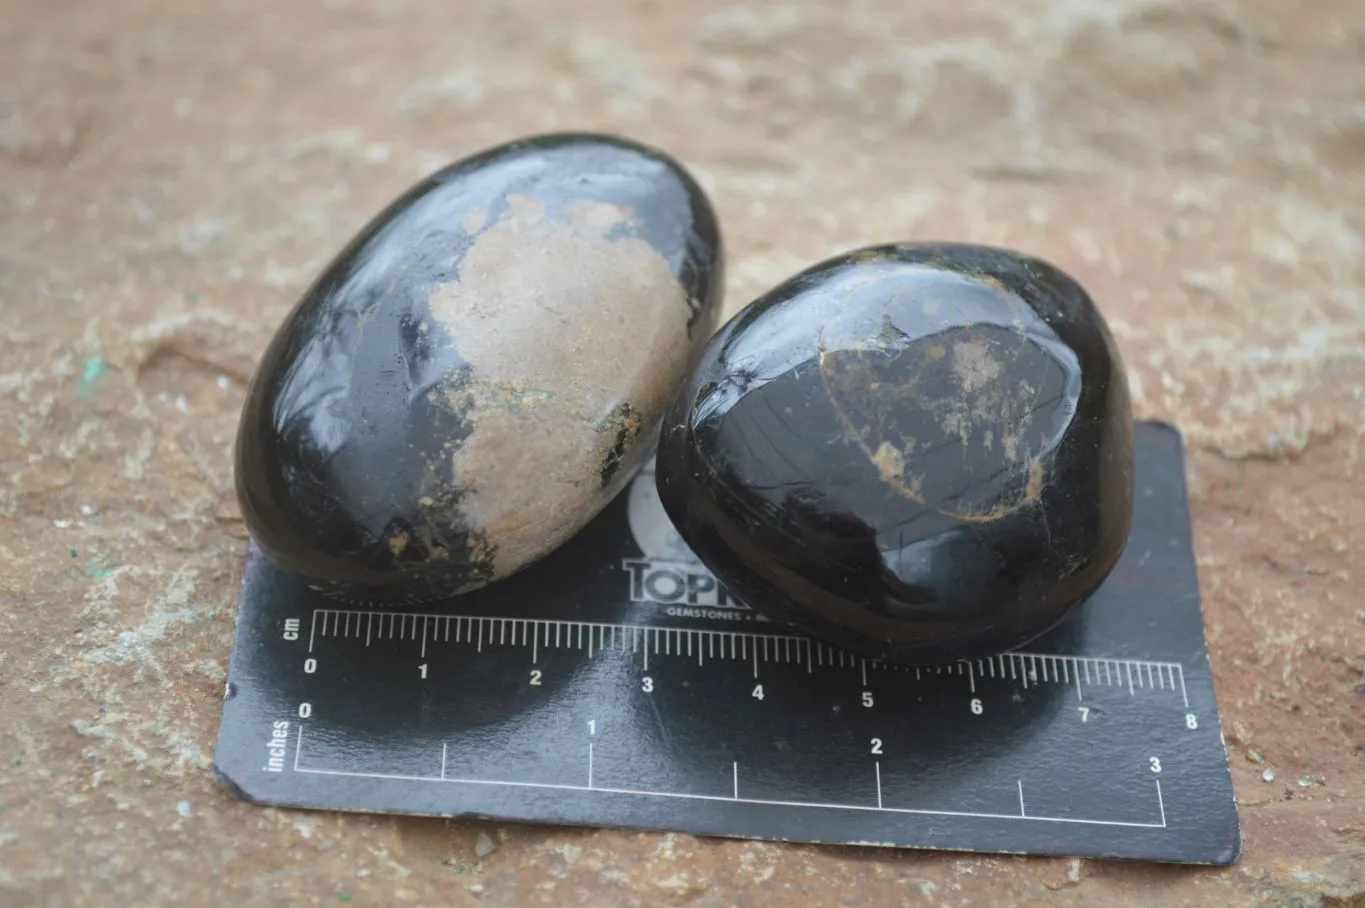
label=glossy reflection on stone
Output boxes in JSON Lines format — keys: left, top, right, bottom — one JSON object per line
{"left": 656, "top": 243, "right": 1133, "bottom": 664}
{"left": 236, "top": 133, "right": 723, "bottom": 601}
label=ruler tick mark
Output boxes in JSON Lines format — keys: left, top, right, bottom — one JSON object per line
{"left": 733, "top": 762, "right": 738, "bottom": 800}
{"left": 875, "top": 762, "right": 883, "bottom": 809}
{"left": 860, "top": 658, "right": 867, "bottom": 686}
{"left": 1126, "top": 662, "right": 1135, "bottom": 695}
{"left": 441, "top": 743, "right": 447, "bottom": 781}
{"left": 588, "top": 742, "right": 594, "bottom": 790}
{"left": 967, "top": 661, "right": 976, "bottom": 693}
{"left": 1156, "top": 779, "right": 1166, "bottom": 827}
{"left": 308, "top": 611, "right": 317, "bottom": 653}
{"left": 421, "top": 617, "right": 428, "bottom": 658}
{"left": 1018, "top": 780, "right": 1026, "bottom": 817}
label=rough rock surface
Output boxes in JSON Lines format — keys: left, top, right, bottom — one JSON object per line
{"left": 1, "top": 0, "right": 1361, "bottom": 905}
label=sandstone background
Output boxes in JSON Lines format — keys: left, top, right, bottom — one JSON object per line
{"left": 1, "top": 0, "right": 1362, "bottom": 904}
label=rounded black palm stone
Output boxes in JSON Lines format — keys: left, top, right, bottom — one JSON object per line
{"left": 656, "top": 243, "right": 1133, "bottom": 665}
{"left": 236, "top": 133, "right": 723, "bottom": 602}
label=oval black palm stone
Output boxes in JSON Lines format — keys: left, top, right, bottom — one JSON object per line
{"left": 236, "top": 133, "right": 723, "bottom": 602}
{"left": 656, "top": 243, "right": 1133, "bottom": 665}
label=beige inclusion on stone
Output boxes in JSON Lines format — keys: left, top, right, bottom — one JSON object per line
{"left": 830, "top": 322, "right": 1049, "bottom": 522}
{"left": 951, "top": 339, "right": 1002, "bottom": 392}
{"left": 427, "top": 193, "right": 692, "bottom": 585}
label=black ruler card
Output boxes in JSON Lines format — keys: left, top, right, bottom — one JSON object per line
{"left": 214, "top": 421, "right": 1241, "bottom": 865}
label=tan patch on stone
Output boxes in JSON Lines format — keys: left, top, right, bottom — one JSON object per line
{"left": 1024, "top": 458, "right": 1045, "bottom": 501}
{"left": 871, "top": 440, "right": 905, "bottom": 480}
{"left": 825, "top": 325, "right": 1056, "bottom": 521}
{"left": 427, "top": 192, "right": 691, "bottom": 586}
{"left": 953, "top": 339, "right": 1003, "bottom": 392}
{"left": 460, "top": 208, "right": 487, "bottom": 234}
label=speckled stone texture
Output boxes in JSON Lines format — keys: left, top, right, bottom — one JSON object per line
{"left": 1, "top": 1, "right": 1362, "bottom": 905}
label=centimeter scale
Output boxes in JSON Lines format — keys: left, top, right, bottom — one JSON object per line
{"left": 214, "top": 421, "right": 1241, "bottom": 864}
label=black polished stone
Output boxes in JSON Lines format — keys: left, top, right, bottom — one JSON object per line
{"left": 656, "top": 243, "right": 1133, "bottom": 665}
{"left": 236, "top": 133, "right": 723, "bottom": 602}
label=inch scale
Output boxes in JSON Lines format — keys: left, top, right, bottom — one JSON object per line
{"left": 215, "top": 422, "right": 1240, "bottom": 864}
